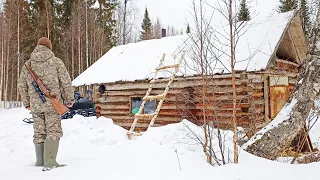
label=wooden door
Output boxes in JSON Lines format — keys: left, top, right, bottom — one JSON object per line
{"left": 269, "top": 76, "right": 290, "bottom": 119}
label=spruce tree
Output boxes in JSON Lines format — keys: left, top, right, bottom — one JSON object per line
{"left": 299, "top": 0, "right": 311, "bottom": 39}
{"left": 237, "top": 0, "right": 250, "bottom": 21}
{"left": 186, "top": 24, "right": 191, "bottom": 33}
{"left": 89, "top": 0, "right": 117, "bottom": 50}
{"left": 56, "top": 0, "right": 75, "bottom": 29}
{"left": 140, "top": 7, "right": 154, "bottom": 40}
{"left": 278, "top": 0, "right": 298, "bottom": 13}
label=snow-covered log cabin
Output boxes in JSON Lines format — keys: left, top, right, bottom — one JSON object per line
{"left": 72, "top": 10, "right": 307, "bottom": 136}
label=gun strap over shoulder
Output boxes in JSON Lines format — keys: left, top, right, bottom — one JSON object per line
{"left": 25, "top": 63, "right": 37, "bottom": 81}
{"left": 24, "top": 62, "right": 50, "bottom": 96}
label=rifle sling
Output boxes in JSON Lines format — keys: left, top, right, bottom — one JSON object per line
{"left": 24, "top": 63, "right": 50, "bottom": 96}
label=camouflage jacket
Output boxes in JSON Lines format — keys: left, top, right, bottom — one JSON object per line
{"left": 18, "top": 45, "right": 74, "bottom": 113}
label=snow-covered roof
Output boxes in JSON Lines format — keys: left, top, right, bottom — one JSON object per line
{"left": 72, "top": 11, "right": 295, "bottom": 87}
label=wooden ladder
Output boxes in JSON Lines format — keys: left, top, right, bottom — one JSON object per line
{"left": 126, "top": 53, "right": 183, "bottom": 139}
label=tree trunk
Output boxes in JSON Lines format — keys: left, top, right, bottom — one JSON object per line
{"left": 5, "top": 18, "right": 10, "bottom": 102}
{"left": 229, "top": 0, "right": 239, "bottom": 164}
{"left": 72, "top": 25, "right": 74, "bottom": 80}
{"left": 78, "top": 2, "right": 81, "bottom": 77}
{"left": 16, "top": 1, "right": 20, "bottom": 101}
{"left": 0, "top": 14, "right": 4, "bottom": 101}
{"left": 10, "top": 62, "right": 14, "bottom": 100}
{"left": 85, "top": 0, "right": 89, "bottom": 70}
{"left": 243, "top": 8, "right": 320, "bottom": 160}
{"left": 123, "top": 0, "right": 128, "bottom": 45}
{"left": 45, "top": 0, "right": 50, "bottom": 39}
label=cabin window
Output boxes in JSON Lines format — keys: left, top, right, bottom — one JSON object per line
{"left": 130, "top": 97, "right": 156, "bottom": 114}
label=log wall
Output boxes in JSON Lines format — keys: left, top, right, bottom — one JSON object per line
{"left": 93, "top": 74, "right": 266, "bottom": 132}
{"left": 92, "top": 59, "right": 300, "bottom": 133}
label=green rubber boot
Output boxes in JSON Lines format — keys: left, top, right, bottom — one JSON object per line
{"left": 34, "top": 143, "right": 44, "bottom": 166}
{"left": 42, "top": 140, "right": 66, "bottom": 171}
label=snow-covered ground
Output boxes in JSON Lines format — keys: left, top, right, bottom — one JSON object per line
{"left": 0, "top": 108, "right": 319, "bottom": 180}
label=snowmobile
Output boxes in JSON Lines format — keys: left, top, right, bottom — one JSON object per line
{"left": 23, "top": 90, "right": 96, "bottom": 124}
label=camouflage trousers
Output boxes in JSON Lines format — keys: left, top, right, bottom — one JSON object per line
{"left": 32, "top": 112, "right": 63, "bottom": 144}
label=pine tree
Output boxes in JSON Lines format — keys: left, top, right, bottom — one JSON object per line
{"left": 140, "top": 7, "right": 154, "bottom": 40}
{"left": 186, "top": 24, "right": 191, "bottom": 33}
{"left": 89, "top": 0, "right": 117, "bottom": 49}
{"left": 27, "top": 0, "right": 55, "bottom": 55}
{"left": 237, "top": 0, "right": 250, "bottom": 21}
{"left": 299, "top": 0, "right": 311, "bottom": 39}
{"left": 56, "top": 0, "right": 75, "bottom": 29}
{"left": 278, "top": 0, "right": 298, "bottom": 13}
{"left": 3, "top": 0, "right": 30, "bottom": 101}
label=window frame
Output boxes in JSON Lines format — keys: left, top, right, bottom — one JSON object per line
{"left": 129, "top": 96, "right": 157, "bottom": 115}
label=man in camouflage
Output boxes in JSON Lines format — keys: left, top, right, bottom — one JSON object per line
{"left": 18, "top": 37, "right": 74, "bottom": 171}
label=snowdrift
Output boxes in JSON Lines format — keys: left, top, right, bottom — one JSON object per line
{"left": 0, "top": 108, "right": 319, "bottom": 180}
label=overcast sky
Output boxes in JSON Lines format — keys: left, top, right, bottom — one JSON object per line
{"left": 133, "top": 0, "right": 282, "bottom": 33}
{"left": 135, "top": 0, "right": 193, "bottom": 31}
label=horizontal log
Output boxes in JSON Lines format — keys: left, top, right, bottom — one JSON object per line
{"left": 251, "top": 92, "right": 264, "bottom": 97}
{"left": 100, "top": 89, "right": 184, "bottom": 96}
{"left": 247, "top": 83, "right": 264, "bottom": 89}
{"left": 192, "top": 99, "right": 249, "bottom": 104}
{"left": 247, "top": 74, "right": 263, "bottom": 80}
{"left": 191, "top": 111, "right": 250, "bottom": 117}
{"left": 100, "top": 74, "right": 244, "bottom": 86}
{"left": 99, "top": 110, "right": 184, "bottom": 117}
{"left": 99, "top": 114, "right": 179, "bottom": 122}
{"left": 97, "top": 102, "right": 262, "bottom": 113}
{"left": 251, "top": 100, "right": 265, "bottom": 105}
{"left": 193, "top": 94, "right": 249, "bottom": 101}
{"left": 112, "top": 119, "right": 180, "bottom": 125}
{"left": 192, "top": 87, "right": 251, "bottom": 95}
{"left": 96, "top": 104, "right": 129, "bottom": 110}
{"left": 96, "top": 95, "right": 177, "bottom": 103}
{"left": 101, "top": 79, "right": 251, "bottom": 91}
{"left": 97, "top": 92, "right": 179, "bottom": 99}
{"left": 251, "top": 114, "right": 265, "bottom": 121}
{"left": 96, "top": 103, "right": 190, "bottom": 111}
{"left": 96, "top": 94, "right": 266, "bottom": 104}
{"left": 100, "top": 110, "right": 130, "bottom": 115}
{"left": 95, "top": 83, "right": 264, "bottom": 98}
{"left": 275, "top": 58, "right": 300, "bottom": 67}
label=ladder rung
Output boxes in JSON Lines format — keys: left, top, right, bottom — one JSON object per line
{"left": 126, "top": 131, "right": 143, "bottom": 139}
{"left": 126, "top": 131, "right": 143, "bottom": 136}
{"left": 143, "top": 94, "right": 164, "bottom": 101}
{"left": 150, "top": 78, "right": 171, "bottom": 84}
{"left": 156, "top": 64, "right": 179, "bottom": 71}
{"left": 134, "top": 113, "right": 156, "bottom": 119}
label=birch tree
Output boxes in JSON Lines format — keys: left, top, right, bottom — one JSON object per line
{"left": 153, "top": 17, "right": 162, "bottom": 39}
{"left": 116, "top": 0, "right": 139, "bottom": 45}
{"left": 181, "top": 0, "right": 254, "bottom": 165}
